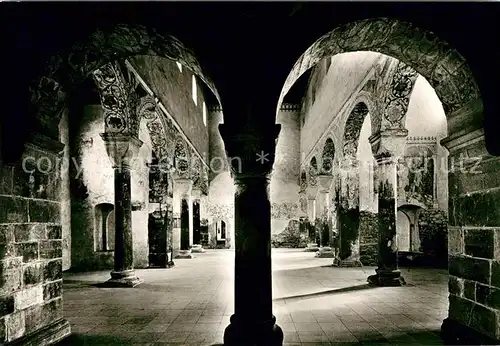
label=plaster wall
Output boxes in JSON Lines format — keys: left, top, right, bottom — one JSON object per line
{"left": 128, "top": 56, "right": 209, "bottom": 161}
{"left": 300, "top": 52, "right": 381, "bottom": 161}
{"left": 405, "top": 75, "right": 448, "bottom": 212}
{"left": 270, "top": 107, "right": 302, "bottom": 235}
{"left": 70, "top": 105, "right": 152, "bottom": 270}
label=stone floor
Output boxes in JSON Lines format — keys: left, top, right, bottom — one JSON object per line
{"left": 57, "top": 249, "right": 448, "bottom": 345}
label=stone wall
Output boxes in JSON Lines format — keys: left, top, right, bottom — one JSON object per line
{"left": 0, "top": 134, "right": 70, "bottom": 344}
{"left": 128, "top": 56, "right": 209, "bottom": 159}
{"left": 443, "top": 100, "right": 500, "bottom": 341}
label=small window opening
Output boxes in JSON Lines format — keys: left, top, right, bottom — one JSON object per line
{"left": 95, "top": 203, "right": 115, "bottom": 251}
{"left": 192, "top": 75, "right": 198, "bottom": 106}
{"left": 203, "top": 102, "right": 207, "bottom": 126}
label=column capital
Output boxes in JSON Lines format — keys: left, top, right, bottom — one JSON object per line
{"left": 219, "top": 121, "right": 280, "bottom": 177}
{"left": 369, "top": 128, "right": 408, "bottom": 162}
{"left": 192, "top": 187, "right": 202, "bottom": 200}
{"left": 317, "top": 174, "right": 333, "bottom": 193}
{"left": 173, "top": 177, "right": 193, "bottom": 197}
{"left": 100, "top": 133, "right": 143, "bottom": 168}
{"left": 306, "top": 185, "right": 318, "bottom": 200}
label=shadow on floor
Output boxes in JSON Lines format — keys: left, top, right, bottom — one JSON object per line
{"left": 274, "top": 283, "right": 374, "bottom": 302}
{"left": 55, "top": 330, "right": 443, "bottom": 345}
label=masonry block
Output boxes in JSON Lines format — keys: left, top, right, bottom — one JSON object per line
{"left": 23, "top": 262, "right": 44, "bottom": 286}
{"left": 0, "top": 165, "right": 13, "bottom": 195}
{"left": 5, "top": 310, "right": 25, "bottom": 342}
{"left": 449, "top": 255, "right": 491, "bottom": 285}
{"left": 448, "top": 227, "right": 464, "bottom": 255}
{"left": 24, "top": 298, "right": 63, "bottom": 335}
{"left": 0, "top": 269, "right": 22, "bottom": 296}
{"left": 13, "top": 224, "right": 46, "bottom": 243}
{"left": 15, "top": 242, "right": 38, "bottom": 263}
{"left": 46, "top": 225, "right": 62, "bottom": 240}
{"left": 476, "top": 284, "right": 500, "bottom": 310}
{"left": 470, "top": 302, "right": 500, "bottom": 339}
{"left": 0, "top": 296, "right": 14, "bottom": 318}
{"left": 491, "top": 260, "right": 500, "bottom": 288}
{"left": 43, "top": 260, "right": 62, "bottom": 283}
{"left": 449, "top": 275, "right": 464, "bottom": 296}
{"left": 43, "top": 281, "right": 62, "bottom": 301}
{"left": 464, "top": 228, "right": 494, "bottom": 259}
{"left": 0, "top": 244, "right": 16, "bottom": 259}
{"left": 0, "top": 196, "right": 28, "bottom": 224}
{"left": 0, "top": 258, "right": 22, "bottom": 271}
{"left": 0, "top": 317, "right": 5, "bottom": 343}
{"left": 0, "top": 225, "right": 15, "bottom": 245}
{"left": 39, "top": 241, "right": 62, "bottom": 260}
{"left": 452, "top": 190, "right": 500, "bottom": 227}
{"left": 463, "top": 280, "right": 476, "bottom": 301}
{"left": 14, "top": 285, "right": 43, "bottom": 311}
{"left": 448, "top": 294, "right": 474, "bottom": 326}
{"left": 28, "top": 200, "right": 60, "bottom": 224}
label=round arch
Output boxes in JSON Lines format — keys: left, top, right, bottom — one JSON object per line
{"left": 321, "top": 137, "right": 335, "bottom": 173}
{"left": 30, "top": 23, "right": 221, "bottom": 138}
{"left": 343, "top": 102, "right": 370, "bottom": 161}
{"left": 278, "top": 18, "right": 481, "bottom": 118}
{"left": 308, "top": 156, "right": 318, "bottom": 187}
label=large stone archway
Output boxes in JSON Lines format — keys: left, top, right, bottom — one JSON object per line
{"left": 278, "top": 18, "right": 481, "bottom": 118}
{"left": 278, "top": 17, "right": 499, "bottom": 344}
{"left": 30, "top": 23, "right": 221, "bottom": 140}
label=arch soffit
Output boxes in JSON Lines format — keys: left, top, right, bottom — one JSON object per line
{"left": 278, "top": 18, "right": 482, "bottom": 118}
{"left": 31, "top": 24, "right": 221, "bottom": 126}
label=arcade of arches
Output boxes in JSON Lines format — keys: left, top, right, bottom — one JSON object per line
{"left": 1, "top": 6, "right": 500, "bottom": 346}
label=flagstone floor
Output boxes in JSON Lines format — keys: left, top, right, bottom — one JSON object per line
{"left": 57, "top": 248, "right": 447, "bottom": 345}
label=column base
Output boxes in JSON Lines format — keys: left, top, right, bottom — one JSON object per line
{"left": 191, "top": 244, "right": 206, "bottom": 253}
{"left": 6, "top": 319, "right": 71, "bottom": 346}
{"left": 315, "top": 246, "right": 335, "bottom": 258}
{"left": 338, "top": 258, "right": 363, "bottom": 267}
{"left": 441, "top": 317, "right": 500, "bottom": 345}
{"left": 103, "top": 270, "right": 143, "bottom": 287}
{"left": 224, "top": 315, "right": 283, "bottom": 346}
{"left": 175, "top": 249, "right": 193, "bottom": 259}
{"left": 304, "top": 243, "right": 319, "bottom": 252}
{"left": 367, "top": 269, "right": 406, "bottom": 286}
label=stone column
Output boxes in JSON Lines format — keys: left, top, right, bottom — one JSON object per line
{"left": 101, "top": 133, "right": 144, "bottom": 287}
{"left": 315, "top": 175, "right": 335, "bottom": 258}
{"left": 305, "top": 185, "right": 319, "bottom": 252}
{"left": 338, "top": 159, "right": 363, "bottom": 267}
{"left": 191, "top": 187, "right": 206, "bottom": 253}
{"left": 367, "top": 129, "right": 407, "bottom": 286}
{"left": 219, "top": 121, "right": 283, "bottom": 346}
{"left": 173, "top": 177, "right": 193, "bottom": 259}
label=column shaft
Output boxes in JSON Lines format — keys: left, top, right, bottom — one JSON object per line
{"left": 306, "top": 199, "right": 316, "bottom": 243}
{"left": 180, "top": 198, "right": 190, "bottom": 250}
{"left": 113, "top": 166, "right": 133, "bottom": 272}
{"left": 368, "top": 159, "right": 405, "bottom": 285}
{"left": 100, "top": 133, "right": 143, "bottom": 287}
{"left": 224, "top": 176, "right": 283, "bottom": 345}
